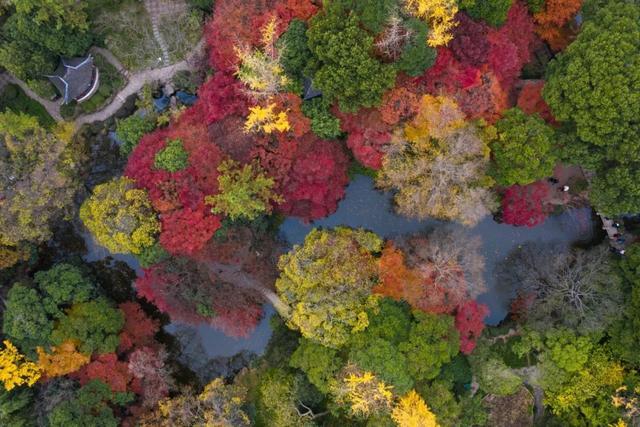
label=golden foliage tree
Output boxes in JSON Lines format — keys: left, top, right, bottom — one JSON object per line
{"left": 404, "top": 0, "right": 459, "bottom": 46}
{"left": 392, "top": 390, "right": 439, "bottom": 427}
{"left": 235, "top": 16, "right": 289, "bottom": 99}
{"left": 244, "top": 103, "right": 291, "bottom": 134}
{"left": 331, "top": 364, "right": 394, "bottom": 419}
{"left": 36, "top": 340, "right": 90, "bottom": 378}
{"left": 0, "top": 340, "right": 41, "bottom": 391}
{"left": 80, "top": 177, "right": 160, "bottom": 254}
{"left": 377, "top": 95, "right": 495, "bottom": 225}
{"left": 140, "top": 377, "right": 250, "bottom": 426}
{"left": 276, "top": 227, "right": 383, "bottom": 348}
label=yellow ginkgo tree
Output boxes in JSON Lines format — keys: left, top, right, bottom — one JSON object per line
{"left": 392, "top": 390, "right": 439, "bottom": 427}
{"left": 0, "top": 340, "right": 41, "bottom": 391}
{"left": 244, "top": 103, "right": 290, "bottom": 134}
{"left": 235, "top": 16, "right": 289, "bottom": 99}
{"left": 331, "top": 364, "right": 394, "bottom": 418}
{"left": 404, "top": 0, "right": 458, "bottom": 46}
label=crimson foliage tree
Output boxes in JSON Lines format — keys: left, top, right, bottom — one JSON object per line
{"left": 117, "top": 302, "right": 160, "bottom": 354}
{"left": 254, "top": 133, "right": 349, "bottom": 221}
{"left": 74, "top": 353, "right": 134, "bottom": 393}
{"left": 501, "top": 181, "right": 551, "bottom": 227}
{"left": 124, "top": 110, "right": 224, "bottom": 255}
{"left": 206, "top": 0, "right": 274, "bottom": 73}
{"left": 196, "top": 72, "right": 249, "bottom": 125}
{"left": 455, "top": 301, "right": 489, "bottom": 354}
{"left": 136, "top": 226, "right": 278, "bottom": 337}
{"left": 335, "top": 107, "right": 392, "bottom": 170}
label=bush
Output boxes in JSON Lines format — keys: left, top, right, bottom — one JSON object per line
{"left": 154, "top": 139, "right": 189, "bottom": 172}
{"left": 463, "top": 0, "right": 514, "bottom": 27}
{"left": 301, "top": 97, "right": 342, "bottom": 139}
{"left": 116, "top": 114, "right": 157, "bottom": 156}
{"left": 0, "top": 84, "right": 55, "bottom": 128}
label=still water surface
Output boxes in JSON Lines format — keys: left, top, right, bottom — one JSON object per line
{"left": 83, "top": 175, "right": 594, "bottom": 361}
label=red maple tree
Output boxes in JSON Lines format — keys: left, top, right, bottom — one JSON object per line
{"left": 336, "top": 107, "right": 392, "bottom": 170}
{"left": 455, "top": 300, "right": 490, "bottom": 354}
{"left": 117, "top": 302, "right": 160, "bottom": 354}
{"left": 502, "top": 181, "right": 552, "bottom": 227}
{"left": 74, "top": 353, "right": 135, "bottom": 393}
{"left": 516, "top": 80, "right": 557, "bottom": 125}
{"left": 136, "top": 254, "right": 265, "bottom": 337}
{"left": 196, "top": 72, "right": 249, "bottom": 125}
{"left": 450, "top": 12, "right": 491, "bottom": 67}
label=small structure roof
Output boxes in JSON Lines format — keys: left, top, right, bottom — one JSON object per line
{"left": 46, "top": 56, "right": 97, "bottom": 104}
{"left": 303, "top": 77, "right": 323, "bottom": 101}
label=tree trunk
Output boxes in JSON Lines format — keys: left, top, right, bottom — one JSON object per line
{"left": 207, "top": 262, "right": 290, "bottom": 318}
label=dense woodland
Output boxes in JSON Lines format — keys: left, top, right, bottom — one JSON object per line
{"left": 1, "top": 0, "right": 640, "bottom": 426}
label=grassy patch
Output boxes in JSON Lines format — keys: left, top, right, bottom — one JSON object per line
{"left": 91, "top": 0, "right": 163, "bottom": 71}
{"left": 0, "top": 84, "right": 55, "bottom": 128}
{"left": 159, "top": 10, "right": 203, "bottom": 63}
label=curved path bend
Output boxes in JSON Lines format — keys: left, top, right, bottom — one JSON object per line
{"left": 1, "top": 37, "right": 204, "bottom": 129}
{"left": 75, "top": 37, "right": 205, "bottom": 127}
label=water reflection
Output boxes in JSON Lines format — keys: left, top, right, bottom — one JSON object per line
{"left": 81, "top": 174, "right": 595, "bottom": 367}
{"left": 279, "top": 175, "right": 594, "bottom": 324}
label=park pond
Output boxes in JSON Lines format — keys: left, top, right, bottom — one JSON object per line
{"left": 82, "top": 174, "right": 599, "bottom": 380}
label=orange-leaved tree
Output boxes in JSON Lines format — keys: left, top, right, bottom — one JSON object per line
{"left": 36, "top": 340, "right": 89, "bottom": 378}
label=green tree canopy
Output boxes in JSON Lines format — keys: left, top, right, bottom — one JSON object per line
{"left": 33, "top": 263, "right": 95, "bottom": 319}
{"left": 290, "top": 338, "right": 342, "bottom": 394}
{"left": 279, "top": 19, "right": 314, "bottom": 87}
{"left": 2, "top": 263, "right": 96, "bottom": 354}
{"left": 205, "top": 160, "right": 282, "bottom": 221}
{"left": 115, "top": 115, "right": 156, "bottom": 157}
{"left": 48, "top": 380, "right": 130, "bottom": 427}
{"left": 399, "top": 311, "right": 460, "bottom": 382}
{"left": 8, "top": 0, "right": 88, "bottom": 30}
{"left": 394, "top": 18, "right": 437, "bottom": 77}
{"left": 2, "top": 283, "right": 53, "bottom": 353}
{"left": 276, "top": 227, "right": 383, "bottom": 348}
{"left": 543, "top": 1, "right": 640, "bottom": 215}
{"left": 461, "top": 0, "right": 513, "bottom": 27}
{"left": 255, "top": 368, "right": 321, "bottom": 427}
{"left": 50, "top": 298, "right": 124, "bottom": 355}
{"left": 490, "top": 108, "right": 557, "bottom": 186}
{"left": 0, "top": 9, "right": 92, "bottom": 82}
{"left": 0, "top": 386, "right": 33, "bottom": 427}
{"left": 153, "top": 139, "right": 189, "bottom": 172}
{"left": 80, "top": 177, "right": 160, "bottom": 255}
{"left": 307, "top": 5, "right": 396, "bottom": 113}
{"left": 607, "top": 243, "right": 640, "bottom": 366}
{"left": 0, "top": 112, "right": 79, "bottom": 246}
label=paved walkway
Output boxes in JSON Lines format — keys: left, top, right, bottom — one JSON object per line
{"left": 5, "top": 74, "right": 63, "bottom": 121}
{"left": 75, "top": 37, "right": 204, "bottom": 127}
{"left": 90, "top": 46, "right": 129, "bottom": 78}
{"left": 144, "top": 0, "right": 187, "bottom": 65}
{"left": 0, "top": 72, "right": 10, "bottom": 93}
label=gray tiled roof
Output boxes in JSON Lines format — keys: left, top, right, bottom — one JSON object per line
{"left": 47, "top": 56, "right": 95, "bottom": 104}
